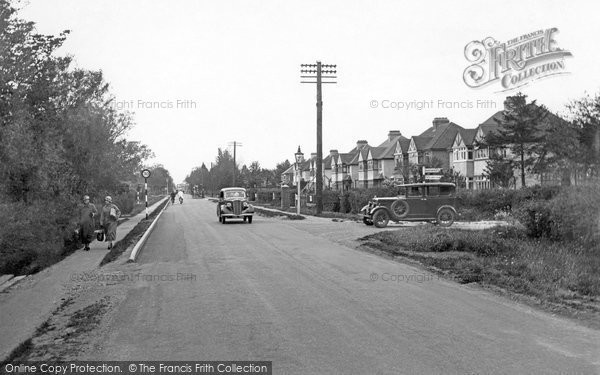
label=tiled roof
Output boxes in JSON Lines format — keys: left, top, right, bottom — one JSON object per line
{"left": 338, "top": 153, "right": 355, "bottom": 164}
{"left": 419, "top": 122, "right": 465, "bottom": 150}
{"left": 477, "top": 105, "right": 568, "bottom": 139}
{"left": 411, "top": 136, "right": 433, "bottom": 150}
{"left": 368, "top": 146, "right": 388, "bottom": 159}
{"left": 458, "top": 128, "right": 478, "bottom": 146}
{"left": 322, "top": 154, "right": 332, "bottom": 169}
{"left": 398, "top": 138, "right": 411, "bottom": 152}
{"left": 375, "top": 134, "right": 410, "bottom": 159}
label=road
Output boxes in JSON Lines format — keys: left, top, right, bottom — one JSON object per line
{"left": 86, "top": 197, "right": 599, "bottom": 374}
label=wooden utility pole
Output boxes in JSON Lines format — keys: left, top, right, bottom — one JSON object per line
{"left": 228, "top": 141, "right": 243, "bottom": 186}
{"left": 300, "top": 61, "right": 337, "bottom": 214}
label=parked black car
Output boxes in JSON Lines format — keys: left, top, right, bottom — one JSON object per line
{"left": 360, "top": 182, "right": 457, "bottom": 228}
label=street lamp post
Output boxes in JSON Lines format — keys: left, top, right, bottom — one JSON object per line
{"left": 295, "top": 146, "right": 304, "bottom": 215}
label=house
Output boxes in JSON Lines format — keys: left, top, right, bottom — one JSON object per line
{"left": 454, "top": 97, "right": 570, "bottom": 189}
{"left": 407, "top": 118, "right": 465, "bottom": 181}
{"left": 392, "top": 137, "right": 412, "bottom": 183}
{"left": 356, "top": 130, "right": 409, "bottom": 188}
{"left": 450, "top": 128, "right": 478, "bottom": 189}
{"left": 330, "top": 150, "right": 356, "bottom": 191}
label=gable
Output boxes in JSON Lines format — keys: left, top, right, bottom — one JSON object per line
{"left": 453, "top": 133, "right": 464, "bottom": 148}
{"left": 394, "top": 141, "right": 402, "bottom": 155}
{"left": 408, "top": 138, "right": 417, "bottom": 153}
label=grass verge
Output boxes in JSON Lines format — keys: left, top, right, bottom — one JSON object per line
{"left": 99, "top": 199, "right": 168, "bottom": 266}
{"left": 359, "top": 225, "right": 600, "bottom": 327}
{"left": 253, "top": 206, "right": 305, "bottom": 220}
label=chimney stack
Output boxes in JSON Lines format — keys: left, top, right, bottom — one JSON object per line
{"left": 432, "top": 117, "right": 450, "bottom": 132}
{"left": 388, "top": 130, "right": 402, "bottom": 142}
{"left": 356, "top": 140, "right": 368, "bottom": 150}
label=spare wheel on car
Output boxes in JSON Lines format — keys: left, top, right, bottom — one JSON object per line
{"left": 391, "top": 199, "right": 409, "bottom": 219}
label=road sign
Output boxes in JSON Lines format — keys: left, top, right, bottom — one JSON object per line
{"left": 423, "top": 167, "right": 442, "bottom": 174}
{"left": 425, "top": 175, "right": 443, "bottom": 180}
{"left": 141, "top": 169, "right": 151, "bottom": 179}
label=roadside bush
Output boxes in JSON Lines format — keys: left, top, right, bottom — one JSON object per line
{"left": 547, "top": 184, "right": 600, "bottom": 246}
{"left": 0, "top": 200, "right": 77, "bottom": 275}
{"left": 456, "top": 186, "right": 561, "bottom": 220}
{"left": 112, "top": 191, "right": 136, "bottom": 215}
{"left": 512, "top": 184, "right": 600, "bottom": 247}
{"left": 514, "top": 200, "right": 555, "bottom": 239}
{"left": 322, "top": 190, "right": 340, "bottom": 212}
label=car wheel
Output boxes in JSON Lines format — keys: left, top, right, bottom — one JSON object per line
{"left": 391, "top": 199, "right": 409, "bottom": 219}
{"left": 248, "top": 216, "right": 253, "bottom": 224}
{"left": 436, "top": 208, "right": 455, "bottom": 227}
{"left": 372, "top": 210, "right": 389, "bottom": 228}
{"left": 363, "top": 217, "right": 373, "bottom": 226}
{"left": 221, "top": 217, "right": 226, "bottom": 224}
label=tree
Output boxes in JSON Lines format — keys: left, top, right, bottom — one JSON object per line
{"left": 147, "top": 165, "right": 173, "bottom": 194}
{"left": 273, "top": 160, "right": 291, "bottom": 184}
{"left": 534, "top": 114, "right": 579, "bottom": 186}
{"left": 484, "top": 93, "right": 549, "bottom": 188}
{"left": 566, "top": 92, "right": 600, "bottom": 179}
{"left": 0, "top": 1, "right": 152, "bottom": 202}
{"left": 483, "top": 152, "right": 514, "bottom": 188}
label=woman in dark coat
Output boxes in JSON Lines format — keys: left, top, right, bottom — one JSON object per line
{"left": 100, "top": 196, "right": 121, "bottom": 249}
{"left": 78, "top": 195, "right": 97, "bottom": 251}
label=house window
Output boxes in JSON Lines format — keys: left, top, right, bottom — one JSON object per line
{"left": 468, "top": 151, "right": 473, "bottom": 160}
{"left": 373, "top": 160, "right": 378, "bottom": 170}
{"left": 367, "top": 160, "right": 373, "bottom": 170}
{"left": 342, "top": 165, "right": 348, "bottom": 173}
{"left": 359, "top": 163, "right": 363, "bottom": 171}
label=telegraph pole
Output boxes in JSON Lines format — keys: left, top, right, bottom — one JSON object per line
{"left": 300, "top": 61, "right": 337, "bottom": 214}
{"left": 228, "top": 141, "right": 243, "bottom": 186}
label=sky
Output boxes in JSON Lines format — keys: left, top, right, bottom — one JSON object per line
{"left": 17, "top": 0, "right": 600, "bottom": 183}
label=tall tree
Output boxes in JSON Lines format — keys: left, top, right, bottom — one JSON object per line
{"left": 484, "top": 93, "right": 548, "bottom": 187}
{"left": 567, "top": 92, "right": 600, "bottom": 179}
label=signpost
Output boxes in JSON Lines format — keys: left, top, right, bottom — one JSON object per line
{"left": 141, "top": 169, "right": 151, "bottom": 219}
{"left": 423, "top": 167, "right": 442, "bottom": 181}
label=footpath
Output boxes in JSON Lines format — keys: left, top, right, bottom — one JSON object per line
{"left": 0, "top": 197, "right": 168, "bottom": 361}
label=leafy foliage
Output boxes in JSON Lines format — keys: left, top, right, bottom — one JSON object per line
{"left": 0, "top": 1, "right": 155, "bottom": 275}
{"left": 483, "top": 93, "right": 549, "bottom": 187}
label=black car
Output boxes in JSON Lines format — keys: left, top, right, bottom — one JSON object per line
{"left": 217, "top": 187, "right": 255, "bottom": 224}
{"left": 360, "top": 182, "right": 457, "bottom": 228}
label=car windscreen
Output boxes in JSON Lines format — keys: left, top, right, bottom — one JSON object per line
{"left": 224, "top": 191, "right": 246, "bottom": 198}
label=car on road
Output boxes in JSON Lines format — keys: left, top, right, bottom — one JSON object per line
{"left": 217, "top": 187, "right": 255, "bottom": 224}
{"left": 360, "top": 182, "right": 457, "bottom": 228}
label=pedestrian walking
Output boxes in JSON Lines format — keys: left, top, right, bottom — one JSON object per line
{"left": 78, "top": 195, "right": 97, "bottom": 251}
{"left": 100, "top": 196, "right": 121, "bottom": 249}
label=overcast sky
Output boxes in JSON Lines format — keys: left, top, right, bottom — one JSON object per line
{"left": 18, "top": 0, "right": 600, "bottom": 182}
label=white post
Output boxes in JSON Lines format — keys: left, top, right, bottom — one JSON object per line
{"left": 297, "top": 166, "right": 301, "bottom": 215}
{"left": 145, "top": 179, "right": 148, "bottom": 220}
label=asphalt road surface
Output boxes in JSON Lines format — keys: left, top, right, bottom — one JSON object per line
{"left": 89, "top": 197, "right": 599, "bottom": 374}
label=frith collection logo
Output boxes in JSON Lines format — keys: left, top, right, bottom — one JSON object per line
{"left": 463, "top": 28, "right": 572, "bottom": 91}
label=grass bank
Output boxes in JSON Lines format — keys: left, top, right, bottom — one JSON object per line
{"left": 359, "top": 225, "right": 600, "bottom": 327}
